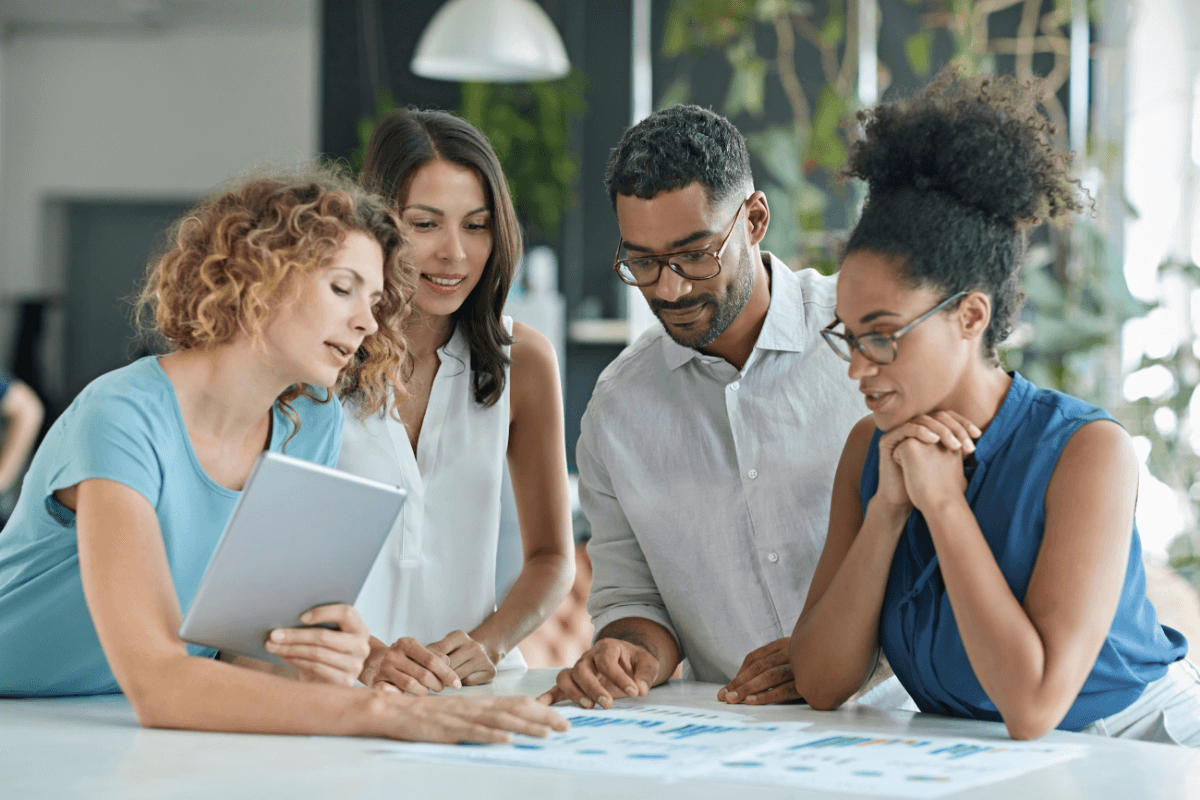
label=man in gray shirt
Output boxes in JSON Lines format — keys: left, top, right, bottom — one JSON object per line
{"left": 540, "top": 105, "right": 865, "bottom": 708}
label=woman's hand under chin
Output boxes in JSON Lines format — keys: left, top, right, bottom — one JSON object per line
{"left": 887, "top": 410, "right": 981, "bottom": 514}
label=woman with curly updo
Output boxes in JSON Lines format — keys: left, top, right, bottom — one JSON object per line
{"left": 0, "top": 168, "right": 565, "bottom": 742}
{"left": 790, "top": 73, "right": 1200, "bottom": 744}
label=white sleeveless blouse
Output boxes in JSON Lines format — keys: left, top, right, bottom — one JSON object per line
{"left": 339, "top": 316, "right": 526, "bottom": 671}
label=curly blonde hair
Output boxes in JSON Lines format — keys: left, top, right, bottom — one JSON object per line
{"left": 136, "top": 166, "right": 416, "bottom": 433}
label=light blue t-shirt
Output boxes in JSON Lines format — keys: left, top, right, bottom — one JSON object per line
{"left": 0, "top": 357, "right": 344, "bottom": 696}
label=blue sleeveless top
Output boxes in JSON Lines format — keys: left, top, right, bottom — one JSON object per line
{"left": 860, "top": 372, "right": 1186, "bottom": 731}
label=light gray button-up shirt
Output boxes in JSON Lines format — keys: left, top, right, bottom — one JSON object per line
{"left": 578, "top": 254, "right": 865, "bottom": 683}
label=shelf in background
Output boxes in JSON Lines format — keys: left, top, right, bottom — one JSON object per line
{"left": 567, "top": 318, "right": 631, "bottom": 345}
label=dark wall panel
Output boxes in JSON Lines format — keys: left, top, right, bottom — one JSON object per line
{"left": 63, "top": 200, "right": 194, "bottom": 402}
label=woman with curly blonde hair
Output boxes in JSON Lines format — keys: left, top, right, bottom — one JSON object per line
{"left": 0, "top": 168, "right": 566, "bottom": 743}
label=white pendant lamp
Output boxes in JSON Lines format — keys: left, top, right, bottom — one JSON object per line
{"left": 411, "top": 0, "right": 571, "bottom": 83}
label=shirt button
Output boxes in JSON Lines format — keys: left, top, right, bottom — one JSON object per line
{"left": 768, "top": 551, "right": 779, "bottom": 563}
{"left": 747, "top": 469, "right": 758, "bottom": 479}
{"left": 729, "top": 381, "right": 740, "bottom": 391}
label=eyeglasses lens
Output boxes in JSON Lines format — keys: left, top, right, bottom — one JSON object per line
{"left": 618, "top": 252, "right": 719, "bottom": 286}
{"left": 822, "top": 330, "right": 853, "bottom": 361}
{"left": 822, "top": 329, "right": 896, "bottom": 365}
{"left": 668, "top": 252, "right": 719, "bottom": 278}
{"left": 860, "top": 336, "right": 895, "bottom": 365}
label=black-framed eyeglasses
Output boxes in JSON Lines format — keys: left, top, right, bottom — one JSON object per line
{"left": 821, "top": 291, "right": 969, "bottom": 366}
{"left": 612, "top": 199, "right": 748, "bottom": 287}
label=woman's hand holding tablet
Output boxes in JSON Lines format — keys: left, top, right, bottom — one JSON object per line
{"left": 265, "top": 604, "right": 372, "bottom": 687}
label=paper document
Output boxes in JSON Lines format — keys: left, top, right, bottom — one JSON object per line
{"left": 377, "top": 704, "right": 811, "bottom": 780}
{"left": 377, "top": 705, "right": 1089, "bottom": 795}
{"left": 704, "top": 729, "right": 1090, "bottom": 797}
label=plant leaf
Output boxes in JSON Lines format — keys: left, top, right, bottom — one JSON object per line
{"left": 460, "top": 82, "right": 491, "bottom": 129}
{"left": 657, "top": 76, "right": 691, "bottom": 110}
{"left": 1022, "top": 267, "right": 1067, "bottom": 313}
{"left": 1031, "top": 314, "right": 1112, "bottom": 353}
{"left": 758, "top": 186, "right": 798, "bottom": 261}
{"left": 905, "top": 30, "right": 933, "bottom": 76}
{"left": 724, "top": 58, "right": 767, "bottom": 117}
{"left": 663, "top": 1, "right": 692, "bottom": 57}
{"left": 819, "top": 13, "right": 845, "bottom": 48}
{"left": 746, "top": 124, "right": 805, "bottom": 186}
{"left": 807, "top": 86, "right": 847, "bottom": 170}
{"left": 793, "top": 178, "right": 829, "bottom": 215}
{"left": 755, "top": 0, "right": 805, "bottom": 22}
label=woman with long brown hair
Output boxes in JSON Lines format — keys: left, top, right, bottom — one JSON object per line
{"left": 340, "top": 109, "right": 575, "bottom": 693}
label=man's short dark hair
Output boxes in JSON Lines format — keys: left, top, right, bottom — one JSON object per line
{"left": 604, "top": 104, "right": 753, "bottom": 209}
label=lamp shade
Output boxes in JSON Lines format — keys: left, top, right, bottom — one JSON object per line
{"left": 411, "top": 0, "right": 570, "bottom": 83}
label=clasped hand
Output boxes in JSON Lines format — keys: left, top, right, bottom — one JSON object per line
{"left": 718, "top": 637, "right": 802, "bottom": 705}
{"left": 263, "top": 603, "right": 371, "bottom": 687}
{"left": 362, "top": 630, "right": 499, "bottom": 695}
{"left": 878, "top": 410, "right": 980, "bottom": 515}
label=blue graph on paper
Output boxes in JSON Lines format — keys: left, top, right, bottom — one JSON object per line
{"left": 377, "top": 704, "right": 811, "bottom": 779}
{"left": 376, "top": 706, "right": 1087, "bottom": 795}
{"left": 705, "top": 728, "right": 1089, "bottom": 797}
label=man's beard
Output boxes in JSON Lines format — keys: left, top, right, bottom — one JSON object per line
{"left": 650, "top": 248, "right": 754, "bottom": 350}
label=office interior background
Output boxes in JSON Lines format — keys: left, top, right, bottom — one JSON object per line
{"left": 0, "top": 0, "right": 1197, "bottom": 661}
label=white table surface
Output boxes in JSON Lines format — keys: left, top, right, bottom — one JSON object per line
{"left": 3, "top": 668, "right": 1198, "bottom": 799}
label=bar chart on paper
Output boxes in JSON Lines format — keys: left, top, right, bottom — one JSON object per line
{"left": 704, "top": 729, "right": 1090, "bottom": 797}
{"left": 376, "top": 705, "right": 1088, "bottom": 796}
{"left": 377, "top": 704, "right": 811, "bottom": 779}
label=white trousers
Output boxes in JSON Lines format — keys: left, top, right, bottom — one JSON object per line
{"left": 1080, "top": 658, "right": 1200, "bottom": 747}
{"left": 858, "top": 661, "right": 1200, "bottom": 747}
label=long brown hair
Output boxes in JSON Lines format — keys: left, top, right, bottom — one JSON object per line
{"left": 360, "top": 108, "right": 520, "bottom": 407}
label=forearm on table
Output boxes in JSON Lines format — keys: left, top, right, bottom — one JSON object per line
{"left": 471, "top": 549, "right": 575, "bottom": 664}
{"left": 791, "top": 498, "right": 908, "bottom": 709}
{"left": 596, "top": 617, "right": 680, "bottom": 686}
{"left": 121, "top": 650, "right": 400, "bottom": 737}
{"left": 923, "top": 498, "right": 1063, "bottom": 736}
{"left": 217, "top": 651, "right": 295, "bottom": 679}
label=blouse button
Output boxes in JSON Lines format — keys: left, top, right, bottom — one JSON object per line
{"left": 747, "top": 469, "right": 758, "bottom": 479}
{"left": 729, "top": 381, "right": 740, "bottom": 391}
{"left": 767, "top": 551, "right": 779, "bottom": 563}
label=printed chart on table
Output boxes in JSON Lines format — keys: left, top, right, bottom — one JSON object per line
{"left": 376, "top": 705, "right": 1089, "bottom": 795}
{"left": 376, "top": 704, "right": 810, "bottom": 780}
{"left": 692, "top": 728, "right": 1088, "bottom": 797}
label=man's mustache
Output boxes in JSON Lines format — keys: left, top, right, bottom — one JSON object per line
{"left": 650, "top": 295, "right": 716, "bottom": 314}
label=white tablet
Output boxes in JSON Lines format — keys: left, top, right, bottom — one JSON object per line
{"left": 179, "top": 450, "right": 406, "bottom": 665}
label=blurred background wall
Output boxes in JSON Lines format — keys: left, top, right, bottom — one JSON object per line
{"left": 0, "top": 0, "right": 319, "bottom": 410}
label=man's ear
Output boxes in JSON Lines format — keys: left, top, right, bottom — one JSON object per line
{"left": 958, "top": 291, "right": 991, "bottom": 341}
{"left": 745, "top": 190, "right": 769, "bottom": 246}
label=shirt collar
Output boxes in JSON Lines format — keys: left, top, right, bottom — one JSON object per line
{"left": 971, "top": 371, "right": 1034, "bottom": 464}
{"left": 661, "top": 251, "right": 810, "bottom": 371}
